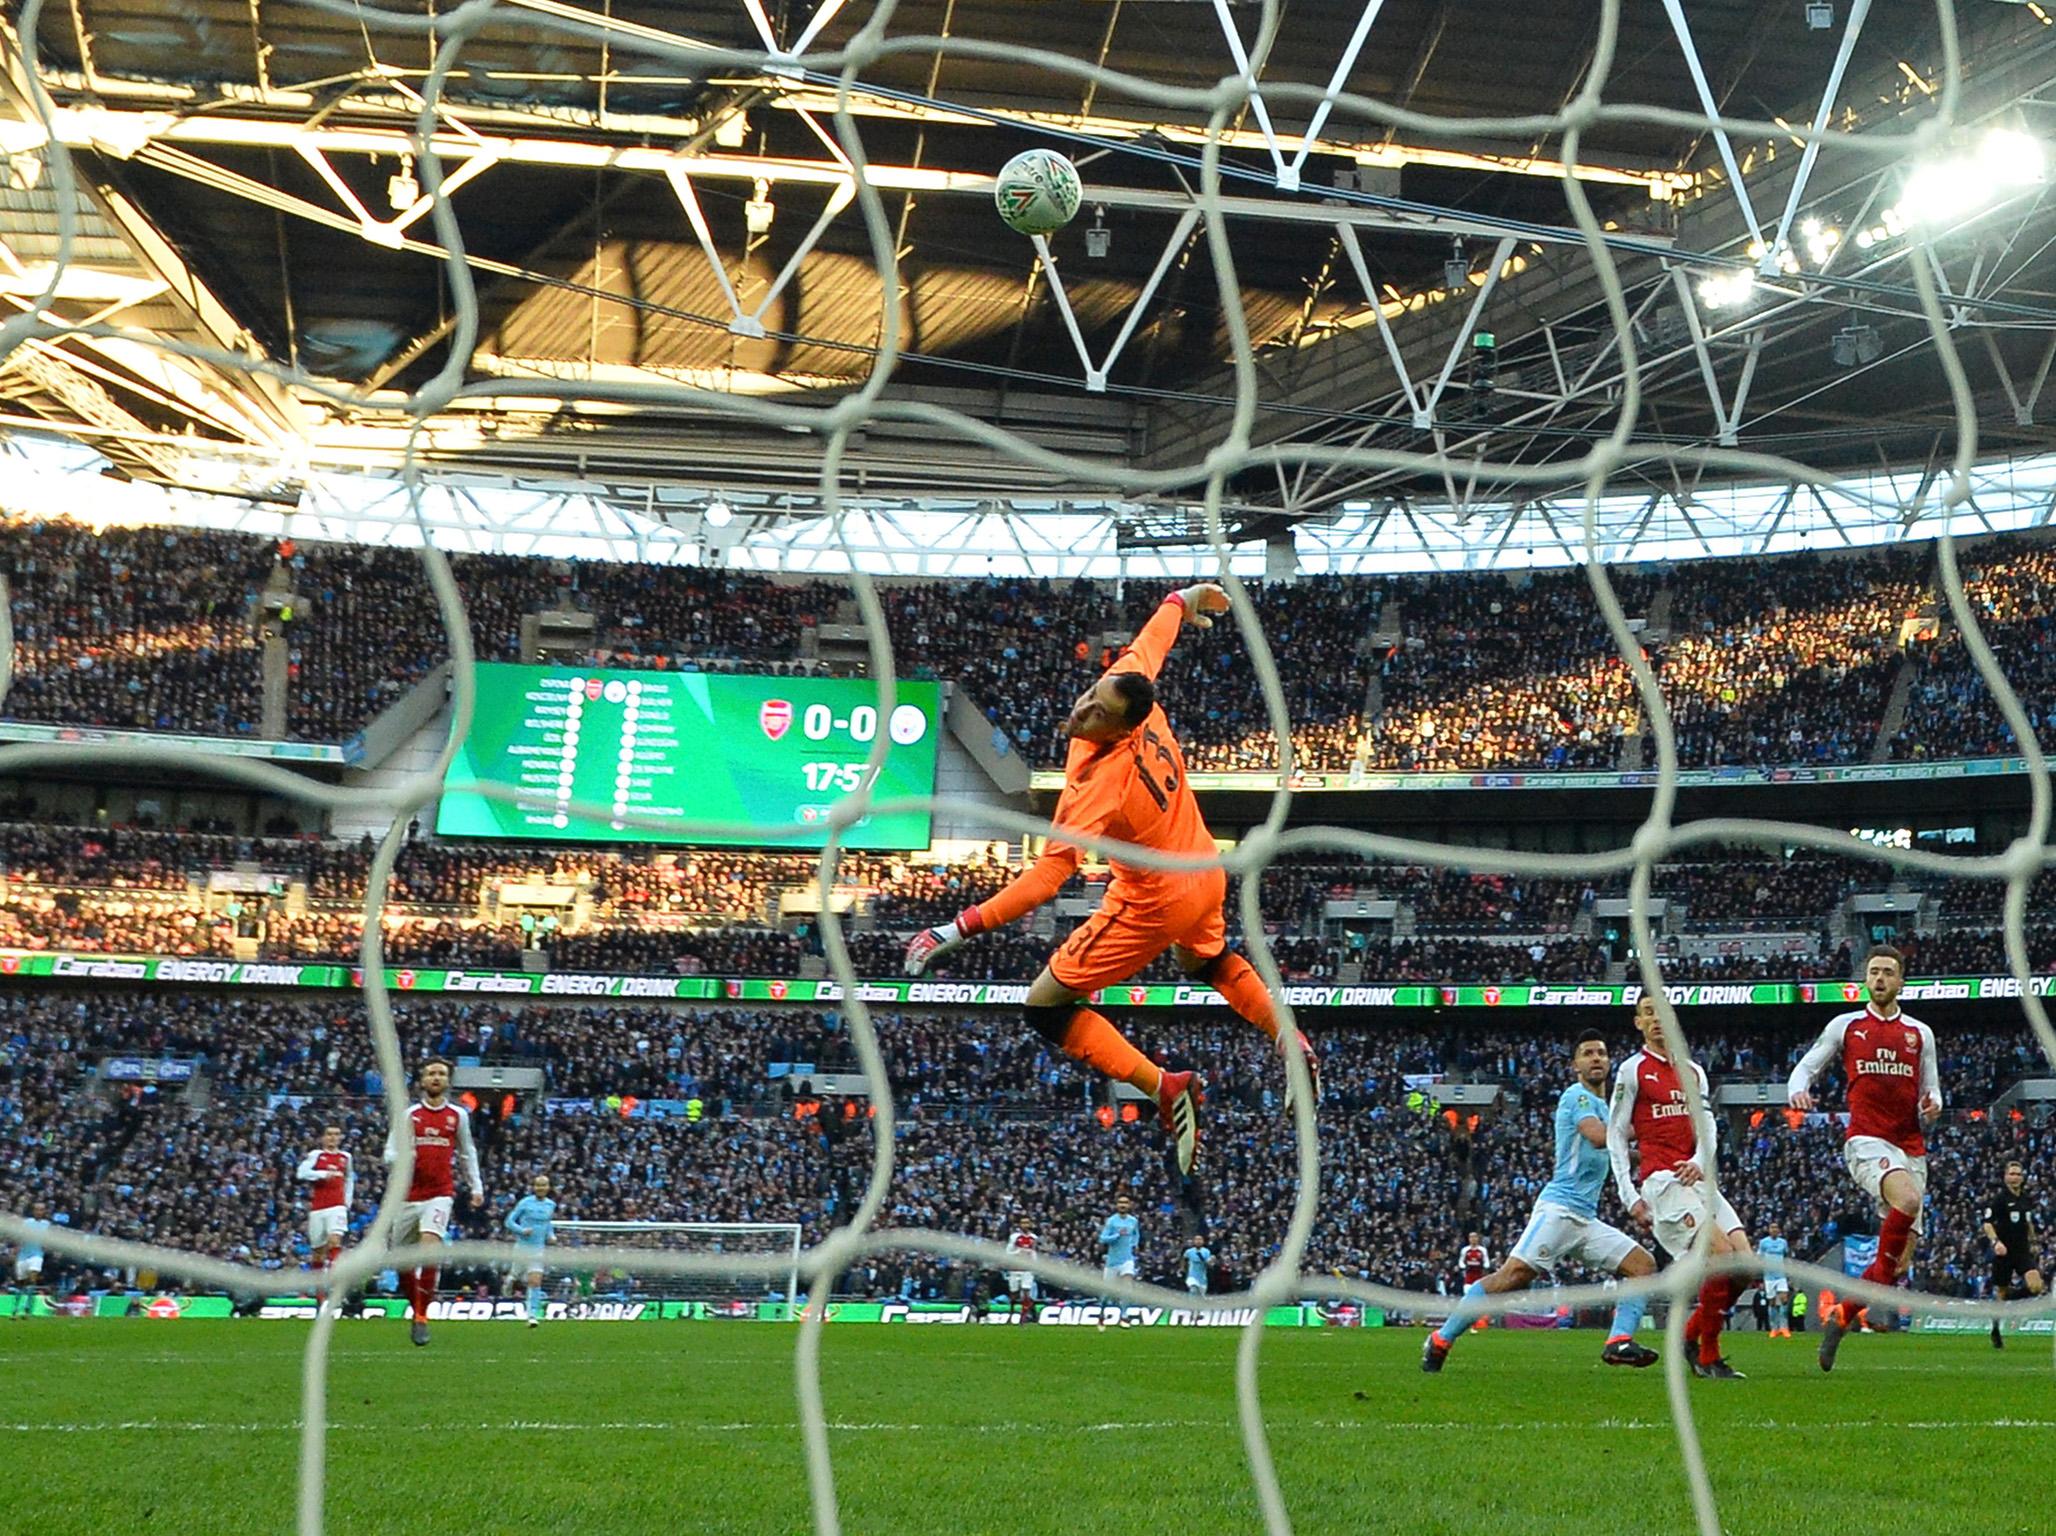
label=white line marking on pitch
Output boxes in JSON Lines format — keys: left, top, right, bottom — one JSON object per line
{"left": 10, "top": 1417, "right": 2056, "bottom": 1435}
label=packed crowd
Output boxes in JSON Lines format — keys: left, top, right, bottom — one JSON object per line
{"left": 3, "top": 991, "right": 2050, "bottom": 1302}
{"left": 1893, "top": 543, "right": 2056, "bottom": 761}
{"left": 1656, "top": 549, "right": 1930, "bottom": 770}
{"left": 8, "top": 819, "right": 2056, "bottom": 981}
{"left": 1367, "top": 566, "right": 1660, "bottom": 774}
{"left": 19, "top": 510, "right": 2056, "bottom": 773}
{"left": 0, "top": 521, "right": 272, "bottom": 736}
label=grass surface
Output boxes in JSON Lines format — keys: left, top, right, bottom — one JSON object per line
{"left": 1, "top": 1319, "right": 2051, "bottom": 1534}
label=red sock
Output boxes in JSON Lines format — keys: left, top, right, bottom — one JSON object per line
{"left": 1868, "top": 1207, "right": 1916, "bottom": 1285}
{"left": 416, "top": 1266, "right": 439, "bottom": 1321}
{"left": 1694, "top": 1277, "right": 1731, "bottom": 1365}
{"left": 1203, "top": 952, "right": 1280, "bottom": 1041}
{"left": 1055, "top": 1008, "right": 1162, "bottom": 1096}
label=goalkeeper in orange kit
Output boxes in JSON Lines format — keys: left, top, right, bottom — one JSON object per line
{"left": 904, "top": 583, "right": 1311, "bottom": 1174}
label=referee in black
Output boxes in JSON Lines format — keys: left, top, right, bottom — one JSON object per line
{"left": 1982, "top": 1158, "right": 2044, "bottom": 1349}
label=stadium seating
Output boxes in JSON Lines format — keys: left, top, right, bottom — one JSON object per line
{"left": 2, "top": 821, "right": 2050, "bottom": 983}
{"left": 20, "top": 513, "right": 2056, "bottom": 773}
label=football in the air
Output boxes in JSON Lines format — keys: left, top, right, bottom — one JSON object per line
{"left": 994, "top": 148, "right": 1083, "bottom": 237}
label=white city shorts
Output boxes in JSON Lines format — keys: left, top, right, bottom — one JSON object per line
{"left": 1844, "top": 1134, "right": 1928, "bottom": 1234}
{"left": 1641, "top": 1169, "right": 1744, "bottom": 1258}
{"left": 1186, "top": 1280, "right": 1207, "bottom": 1296}
{"left": 1103, "top": 1259, "right": 1138, "bottom": 1283}
{"left": 1003, "top": 1270, "right": 1037, "bottom": 1295}
{"left": 12, "top": 1254, "right": 42, "bottom": 1282}
{"left": 307, "top": 1206, "right": 347, "bottom": 1248}
{"left": 1509, "top": 1201, "right": 1640, "bottom": 1277}
{"left": 1763, "top": 1275, "right": 1791, "bottom": 1299}
{"left": 392, "top": 1196, "right": 453, "bottom": 1243}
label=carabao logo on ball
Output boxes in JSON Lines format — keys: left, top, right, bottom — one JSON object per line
{"left": 995, "top": 148, "right": 1082, "bottom": 237}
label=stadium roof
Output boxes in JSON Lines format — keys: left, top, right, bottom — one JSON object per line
{"left": 0, "top": 0, "right": 2054, "bottom": 562}
{"left": 12, "top": 428, "right": 2056, "bottom": 578}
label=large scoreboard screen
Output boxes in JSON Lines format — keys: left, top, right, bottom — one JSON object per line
{"left": 436, "top": 665, "right": 941, "bottom": 849}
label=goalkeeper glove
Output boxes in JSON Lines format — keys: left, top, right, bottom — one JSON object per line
{"left": 903, "top": 906, "right": 985, "bottom": 975}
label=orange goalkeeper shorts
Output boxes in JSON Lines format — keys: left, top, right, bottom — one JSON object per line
{"left": 1048, "top": 867, "right": 1227, "bottom": 995}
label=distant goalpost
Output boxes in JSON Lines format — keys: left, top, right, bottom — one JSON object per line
{"left": 549, "top": 1221, "right": 802, "bottom": 1309}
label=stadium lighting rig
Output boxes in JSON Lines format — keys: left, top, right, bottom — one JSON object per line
{"left": 1697, "top": 267, "right": 1758, "bottom": 311}
{"left": 1895, "top": 126, "right": 2046, "bottom": 226}
{"left": 1698, "top": 127, "right": 2044, "bottom": 315}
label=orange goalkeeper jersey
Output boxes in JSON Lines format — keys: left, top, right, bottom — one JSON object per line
{"left": 974, "top": 596, "right": 1216, "bottom": 929}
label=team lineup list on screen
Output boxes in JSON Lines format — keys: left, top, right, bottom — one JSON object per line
{"left": 436, "top": 665, "right": 942, "bottom": 849}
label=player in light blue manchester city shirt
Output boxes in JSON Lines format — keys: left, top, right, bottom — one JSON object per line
{"left": 1183, "top": 1240, "right": 1212, "bottom": 1296}
{"left": 505, "top": 1174, "right": 557, "bottom": 1327}
{"left": 1422, "top": 1026, "right": 1663, "bottom": 1374}
{"left": 1757, "top": 1226, "right": 1792, "bottom": 1336}
{"left": 1099, "top": 1196, "right": 1141, "bottom": 1282}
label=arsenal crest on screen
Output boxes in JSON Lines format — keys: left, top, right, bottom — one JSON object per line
{"left": 760, "top": 699, "right": 793, "bottom": 740}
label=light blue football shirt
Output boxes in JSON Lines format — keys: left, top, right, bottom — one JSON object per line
{"left": 1099, "top": 1213, "right": 1139, "bottom": 1268}
{"left": 1758, "top": 1235, "right": 1789, "bottom": 1279}
{"left": 1535, "top": 1082, "right": 1611, "bottom": 1218}
{"left": 506, "top": 1195, "right": 556, "bottom": 1250}
{"left": 1184, "top": 1245, "right": 1211, "bottom": 1288}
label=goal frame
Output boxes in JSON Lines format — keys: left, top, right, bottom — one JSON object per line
{"left": 550, "top": 1220, "right": 803, "bottom": 1308}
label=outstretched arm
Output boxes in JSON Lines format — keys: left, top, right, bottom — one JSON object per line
{"left": 972, "top": 841, "right": 1085, "bottom": 931}
{"left": 904, "top": 836, "right": 1088, "bottom": 975}
{"left": 904, "top": 765, "right": 1114, "bottom": 973}
{"left": 1113, "top": 584, "right": 1232, "bottom": 682}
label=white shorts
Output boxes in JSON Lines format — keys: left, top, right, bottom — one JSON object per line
{"left": 307, "top": 1207, "right": 347, "bottom": 1248}
{"left": 13, "top": 1255, "right": 42, "bottom": 1282}
{"left": 1844, "top": 1135, "right": 1928, "bottom": 1235}
{"left": 392, "top": 1196, "right": 453, "bottom": 1243}
{"left": 1103, "top": 1259, "right": 1137, "bottom": 1282}
{"left": 515, "top": 1243, "right": 547, "bottom": 1275}
{"left": 1509, "top": 1202, "right": 1640, "bottom": 1277}
{"left": 1003, "top": 1270, "right": 1037, "bottom": 1295}
{"left": 1763, "top": 1275, "right": 1791, "bottom": 1299}
{"left": 1641, "top": 1170, "right": 1744, "bottom": 1258}
{"left": 1186, "top": 1280, "right": 1207, "bottom": 1296}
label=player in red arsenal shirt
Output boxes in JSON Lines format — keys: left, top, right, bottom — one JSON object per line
{"left": 1787, "top": 945, "right": 1942, "bottom": 1372}
{"left": 1459, "top": 1233, "right": 1490, "bottom": 1286}
{"left": 1003, "top": 1225, "right": 1041, "bottom": 1325}
{"left": 295, "top": 1125, "right": 354, "bottom": 1299}
{"left": 1456, "top": 1233, "right": 1490, "bottom": 1331}
{"left": 1609, "top": 996, "right": 1755, "bottom": 1380}
{"left": 382, "top": 1059, "right": 484, "bottom": 1347}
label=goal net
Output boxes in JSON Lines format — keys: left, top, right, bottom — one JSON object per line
{"left": 544, "top": 1221, "right": 802, "bottom": 1311}
{"left": 0, "top": 1, "right": 2053, "bottom": 1535}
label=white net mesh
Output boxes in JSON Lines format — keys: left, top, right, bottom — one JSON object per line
{"left": 0, "top": 1, "right": 2051, "bottom": 1533}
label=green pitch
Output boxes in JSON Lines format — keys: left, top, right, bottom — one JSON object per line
{"left": 0, "top": 1322, "right": 2049, "bottom": 1534}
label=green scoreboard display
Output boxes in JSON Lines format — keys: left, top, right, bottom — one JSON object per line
{"left": 436, "top": 665, "right": 942, "bottom": 849}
